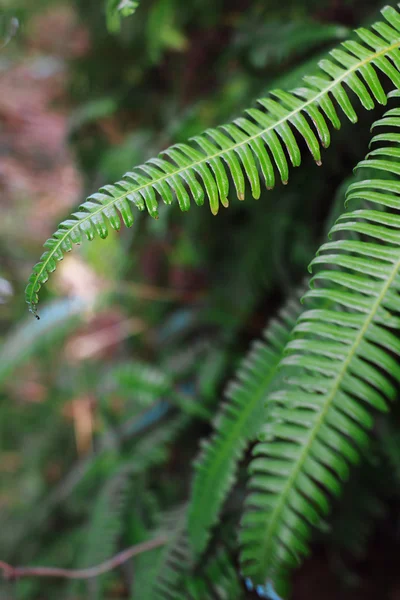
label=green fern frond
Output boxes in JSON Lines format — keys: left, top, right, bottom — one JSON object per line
{"left": 183, "top": 542, "right": 243, "bottom": 600}
{"left": 135, "top": 506, "right": 191, "bottom": 600}
{"left": 104, "top": 360, "right": 211, "bottom": 421}
{"left": 104, "top": 361, "right": 172, "bottom": 408}
{"left": 237, "top": 19, "right": 349, "bottom": 70}
{"left": 240, "top": 104, "right": 400, "bottom": 595}
{"left": 188, "top": 293, "right": 303, "bottom": 556}
{"left": 26, "top": 4, "right": 400, "bottom": 316}
{"left": 68, "top": 466, "right": 130, "bottom": 598}
{"left": 138, "top": 511, "right": 242, "bottom": 600}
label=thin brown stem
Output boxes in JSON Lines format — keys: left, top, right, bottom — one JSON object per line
{"left": 0, "top": 536, "right": 167, "bottom": 582}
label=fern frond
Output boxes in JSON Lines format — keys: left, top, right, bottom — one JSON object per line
{"left": 237, "top": 19, "right": 349, "bottom": 70}
{"left": 188, "top": 293, "right": 303, "bottom": 556}
{"left": 134, "top": 506, "right": 191, "bottom": 600}
{"left": 26, "top": 4, "right": 400, "bottom": 316}
{"left": 183, "top": 542, "right": 243, "bottom": 600}
{"left": 240, "top": 103, "right": 400, "bottom": 595}
{"left": 68, "top": 466, "right": 130, "bottom": 597}
{"left": 104, "top": 361, "right": 172, "bottom": 408}
{"left": 104, "top": 360, "right": 211, "bottom": 421}
{"left": 138, "top": 511, "right": 242, "bottom": 600}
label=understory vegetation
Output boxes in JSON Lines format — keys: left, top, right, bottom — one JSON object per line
{"left": 4, "top": 1, "right": 400, "bottom": 599}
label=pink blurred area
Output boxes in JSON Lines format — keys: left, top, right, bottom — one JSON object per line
{"left": 0, "top": 5, "right": 89, "bottom": 244}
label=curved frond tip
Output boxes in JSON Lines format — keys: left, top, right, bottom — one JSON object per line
{"left": 240, "top": 103, "right": 400, "bottom": 594}
{"left": 26, "top": 4, "right": 400, "bottom": 315}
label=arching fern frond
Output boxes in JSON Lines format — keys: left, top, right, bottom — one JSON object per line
{"left": 188, "top": 293, "right": 302, "bottom": 556}
{"left": 240, "top": 104, "right": 400, "bottom": 596}
{"left": 182, "top": 541, "right": 243, "bottom": 600}
{"left": 68, "top": 466, "right": 130, "bottom": 597}
{"left": 133, "top": 508, "right": 242, "bottom": 600}
{"left": 135, "top": 506, "right": 191, "bottom": 600}
{"left": 26, "top": 4, "right": 400, "bottom": 316}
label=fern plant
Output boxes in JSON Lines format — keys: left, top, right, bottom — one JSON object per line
{"left": 23, "top": 3, "right": 400, "bottom": 599}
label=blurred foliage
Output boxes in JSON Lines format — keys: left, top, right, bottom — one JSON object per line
{"left": 3, "top": 0, "right": 400, "bottom": 599}
{"left": 106, "top": 1, "right": 140, "bottom": 34}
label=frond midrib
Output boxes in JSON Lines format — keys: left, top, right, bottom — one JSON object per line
{"left": 27, "top": 40, "right": 400, "bottom": 310}
{"left": 256, "top": 252, "right": 400, "bottom": 577}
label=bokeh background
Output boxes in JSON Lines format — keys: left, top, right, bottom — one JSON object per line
{"left": 2, "top": 1, "right": 400, "bottom": 599}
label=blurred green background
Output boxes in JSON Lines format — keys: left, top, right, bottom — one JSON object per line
{"left": 1, "top": 1, "right": 400, "bottom": 599}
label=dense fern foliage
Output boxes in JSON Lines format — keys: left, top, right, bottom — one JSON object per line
{"left": 7, "top": 1, "right": 400, "bottom": 600}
